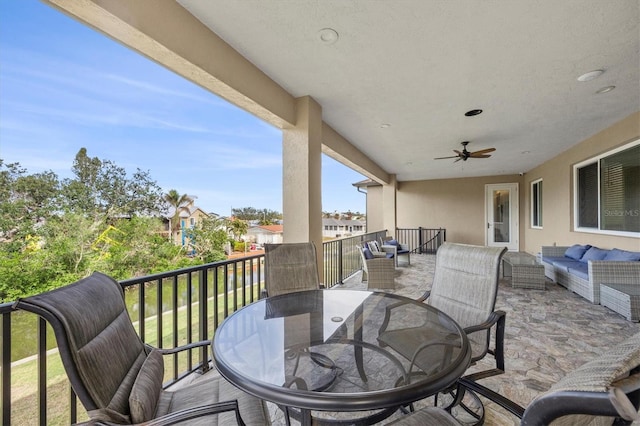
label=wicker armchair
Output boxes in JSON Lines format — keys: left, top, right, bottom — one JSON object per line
{"left": 389, "top": 332, "right": 640, "bottom": 425}
{"left": 15, "top": 272, "right": 270, "bottom": 425}
{"left": 358, "top": 244, "right": 395, "bottom": 290}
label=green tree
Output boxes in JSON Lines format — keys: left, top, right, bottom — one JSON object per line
{"left": 61, "top": 148, "right": 164, "bottom": 219}
{"left": 231, "top": 206, "right": 281, "bottom": 224}
{"left": 163, "top": 189, "right": 194, "bottom": 242}
{"left": 0, "top": 160, "right": 60, "bottom": 251}
{"left": 186, "top": 216, "right": 228, "bottom": 263}
{"left": 227, "top": 217, "right": 248, "bottom": 241}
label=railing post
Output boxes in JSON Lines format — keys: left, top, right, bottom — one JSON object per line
{"left": 38, "top": 318, "right": 47, "bottom": 426}
{"left": 198, "top": 269, "right": 209, "bottom": 372}
{"left": 338, "top": 239, "right": 344, "bottom": 285}
{"left": 2, "top": 311, "right": 11, "bottom": 426}
{"left": 418, "top": 226, "right": 423, "bottom": 254}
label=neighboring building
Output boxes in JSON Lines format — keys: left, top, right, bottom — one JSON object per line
{"left": 322, "top": 218, "right": 366, "bottom": 239}
{"left": 163, "top": 201, "right": 210, "bottom": 247}
{"left": 246, "top": 224, "right": 284, "bottom": 245}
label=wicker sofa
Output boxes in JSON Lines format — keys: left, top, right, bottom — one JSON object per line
{"left": 540, "top": 245, "right": 640, "bottom": 304}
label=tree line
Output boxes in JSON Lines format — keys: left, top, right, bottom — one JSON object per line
{"left": 0, "top": 148, "right": 276, "bottom": 302}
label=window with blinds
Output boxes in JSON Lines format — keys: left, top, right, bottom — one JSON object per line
{"left": 574, "top": 140, "right": 640, "bottom": 235}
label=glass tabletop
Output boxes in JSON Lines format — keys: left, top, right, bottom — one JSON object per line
{"left": 503, "top": 252, "right": 539, "bottom": 265}
{"left": 212, "top": 289, "right": 470, "bottom": 414}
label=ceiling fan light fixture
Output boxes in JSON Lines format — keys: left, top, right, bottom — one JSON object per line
{"left": 464, "top": 109, "right": 483, "bottom": 117}
{"left": 577, "top": 69, "right": 604, "bottom": 82}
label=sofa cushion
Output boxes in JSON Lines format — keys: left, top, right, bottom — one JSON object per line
{"left": 564, "top": 244, "right": 591, "bottom": 260}
{"left": 541, "top": 256, "right": 566, "bottom": 265}
{"left": 362, "top": 248, "right": 374, "bottom": 260}
{"left": 552, "top": 258, "right": 583, "bottom": 272}
{"left": 604, "top": 248, "right": 640, "bottom": 262}
{"left": 580, "top": 246, "right": 609, "bottom": 263}
{"left": 568, "top": 264, "right": 589, "bottom": 281}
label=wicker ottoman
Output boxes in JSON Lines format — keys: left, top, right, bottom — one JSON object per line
{"left": 600, "top": 283, "right": 640, "bottom": 322}
{"left": 503, "top": 253, "right": 546, "bottom": 289}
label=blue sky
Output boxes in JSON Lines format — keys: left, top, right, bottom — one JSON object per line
{"left": 0, "top": 0, "right": 366, "bottom": 216}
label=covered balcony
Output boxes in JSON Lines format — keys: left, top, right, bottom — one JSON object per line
{"left": 1, "top": 0, "right": 638, "bottom": 424}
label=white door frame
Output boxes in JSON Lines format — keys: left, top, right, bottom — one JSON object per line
{"left": 485, "top": 183, "right": 519, "bottom": 251}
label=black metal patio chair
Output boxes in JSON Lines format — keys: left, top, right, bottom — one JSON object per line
{"left": 15, "top": 271, "right": 270, "bottom": 425}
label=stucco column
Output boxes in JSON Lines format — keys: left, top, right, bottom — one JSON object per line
{"left": 282, "top": 96, "right": 323, "bottom": 279}
{"left": 382, "top": 175, "right": 398, "bottom": 237}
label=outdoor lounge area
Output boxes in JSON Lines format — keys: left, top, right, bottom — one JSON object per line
{"left": 264, "top": 252, "right": 640, "bottom": 425}
{"left": 2, "top": 1, "right": 639, "bottom": 425}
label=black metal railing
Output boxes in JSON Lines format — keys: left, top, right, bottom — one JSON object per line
{"left": 396, "top": 227, "right": 446, "bottom": 254}
{"left": 0, "top": 227, "right": 444, "bottom": 425}
{"left": 322, "top": 230, "right": 388, "bottom": 287}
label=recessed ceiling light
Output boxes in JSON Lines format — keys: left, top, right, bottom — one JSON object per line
{"left": 380, "top": 123, "right": 391, "bottom": 128}
{"left": 464, "top": 109, "right": 483, "bottom": 117}
{"left": 318, "top": 28, "right": 339, "bottom": 44}
{"left": 521, "top": 151, "right": 531, "bottom": 154}
{"left": 577, "top": 69, "right": 604, "bottom": 82}
{"left": 596, "top": 86, "right": 616, "bottom": 94}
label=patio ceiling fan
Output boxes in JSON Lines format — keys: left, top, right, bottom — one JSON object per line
{"left": 434, "top": 141, "right": 496, "bottom": 162}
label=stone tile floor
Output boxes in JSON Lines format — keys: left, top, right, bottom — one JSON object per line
{"left": 267, "top": 253, "right": 640, "bottom": 425}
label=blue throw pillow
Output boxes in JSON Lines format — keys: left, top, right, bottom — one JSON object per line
{"left": 580, "top": 247, "right": 609, "bottom": 263}
{"left": 387, "top": 239, "right": 399, "bottom": 246}
{"left": 362, "top": 247, "right": 374, "bottom": 260}
{"left": 604, "top": 248, "right": 640, "bottom": 262}
{"left": 564, "top": 244, "right": 591, "bottom": 260}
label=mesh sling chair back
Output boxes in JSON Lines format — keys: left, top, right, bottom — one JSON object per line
{"left": 14, "top": 271, "right": 270, "bottom": 425}
{"left": 378, "top": 243, "right": 508, "bottom": 381}
{"left": 263, "top": 242, "right": 321, "bottom": 298}
{"left": 388, "top": 331, "right": 640, "bottom": 426}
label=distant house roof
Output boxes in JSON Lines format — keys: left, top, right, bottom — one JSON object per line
{"left": 248, "top": 224, "right": 283, "bottom": 234}
{"left": 164, "top": 204, "right": 209, "bottom": 220}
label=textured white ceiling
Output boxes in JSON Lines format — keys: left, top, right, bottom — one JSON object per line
{"left": 178, "top": 0, "right": 640, "bottom": 181}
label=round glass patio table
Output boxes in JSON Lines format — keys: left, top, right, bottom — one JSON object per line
{"left": 212, "top": 289, "right": 471, "bottom": 425}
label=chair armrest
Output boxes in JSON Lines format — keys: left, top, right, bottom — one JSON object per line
{"left": 458, "top": 378, "right": 525, "bottom": 419}
{"left": 76, "top": 401, "right": 247, "bottom": 426}
{"left": 463, "top": 310, "right": 505, "bottom": 335}
{"left": 155, "top": 340, "right": 210, "bottom": 355}
{"left": 144, "top": 401, "right": 245, "bottom": 426}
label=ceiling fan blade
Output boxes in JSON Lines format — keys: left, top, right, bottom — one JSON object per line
{"left": 469, "top": 153, "right": 492, "bottom": 158}
{"left": 453, "top": 150, "right": 463, "bottom": 156}
{"left": 454, "top": 157, "right": 463, "bottom": 163}
{"left": 434, "top": 155, "right": 460, "bottom": 160}
{"left": 469, "top": 147, "right": 496, "bottom": 155}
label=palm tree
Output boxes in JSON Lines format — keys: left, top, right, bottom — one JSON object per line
{"left": 164, "top": 190, "right": 194, "bottom": 243}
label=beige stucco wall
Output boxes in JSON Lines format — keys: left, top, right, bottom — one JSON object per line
{"left": 523, "top": 112, "right": 640, "bottom": 254}
{"left": 366, "top": 186, "right": 384, "bottom": 233}
{"left": 396, "top": 175, "right": 525, "bottom": 246}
